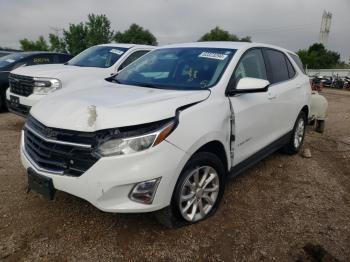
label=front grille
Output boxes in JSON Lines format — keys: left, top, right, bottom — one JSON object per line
{"left": 9, "top": 74, "right": 35, "bottom": 97}
{"left": 6, "top": 100, "right": 31, "bottom": 117}
{"left": 24, "top": 116, "right": 100, "bottom": 176}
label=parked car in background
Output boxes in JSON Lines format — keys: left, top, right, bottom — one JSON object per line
{"left": 20, "top": 42, "right": 311, "bottom": 227}
{"left": 0, "top": 51, "right": 14, "bottom": 58}
{"left": 6, "top": 44, "right": 154, "bottom": 117}
{"left": 0, "top": 52, "right": 72, "bottom": 112}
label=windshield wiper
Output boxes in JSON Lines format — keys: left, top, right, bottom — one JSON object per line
{"left": 134, "top": 82, "right": 164, "bottom": 89}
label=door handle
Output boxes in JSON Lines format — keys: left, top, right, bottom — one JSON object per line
{"left": 296, "top": 84, "right": 302, "bottom": 88}
{"left": 267, "top": 92, "right": 277, "bottom": 100}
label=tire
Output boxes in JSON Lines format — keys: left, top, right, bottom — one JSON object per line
{"left": 282, "top": 111, "right": 307, "bottom": 155}
{"left": 0, "top": 88, "right": 6, "bottom": 112}
{"left": 315, "top": 120, "right": 325, "bottom": 133}
{"left": 155, "top": 152, "right": 226, "bottom": 228}
{"left": 0, "top": 86, "right": 9, "bottom": 112}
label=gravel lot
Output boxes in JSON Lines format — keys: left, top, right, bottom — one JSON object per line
{"left": 0, "top": 89, "right": 349, "bottom": 261}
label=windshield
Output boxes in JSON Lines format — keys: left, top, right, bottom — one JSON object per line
{"left": 115, "top": 47, "right": 236, "bottom": 90}
{"left": 67, "top": 46, "right": 129, "bottom": 68}
{"left": 0, "top": 53, "right": 28, "bottom": 68}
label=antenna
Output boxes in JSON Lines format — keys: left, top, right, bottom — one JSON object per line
{"left": 319, "top": 10, "right": 332, "bottom": 47}
{"left": 49, "top": 26, "right": 64, "bottom": 36}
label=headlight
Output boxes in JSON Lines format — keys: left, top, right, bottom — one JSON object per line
{"left": 97, "top": 120, "right": 176, "bottom": 157}
{"left": 33, "top": 77, "right": 61, "bottom": 95}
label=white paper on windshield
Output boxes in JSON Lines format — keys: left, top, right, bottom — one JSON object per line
{"left": 110, "top": 49, "right": 124, "bottom": 55}
{"left": 6, "top": 59, "right": 15, "bottom": 63}
{"left": 198, "top": 52, "right": 228, "bottom": 60}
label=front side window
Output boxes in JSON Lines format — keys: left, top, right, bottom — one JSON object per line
{"left": 265, "top": 49, "right": 290, "bottom": 84}
{"left": 233, "top": 49, "right": 267, "bottom": 83}
{"left": 67, "top": 46, "right": 129, "bottom": 68}
{"left": 115, "top": 47, "right": 236, "bottom": 90}
{"left": 118, "top": 50, "right": 150, "bottom": 71}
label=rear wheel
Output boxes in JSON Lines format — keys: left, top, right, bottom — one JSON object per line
{"left": 155, "top": 152, "right": 226, "bottom": 228}
{"left": 282, "top": 111, "right": 306, "bottom": 155}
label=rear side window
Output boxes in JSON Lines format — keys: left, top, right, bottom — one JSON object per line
{"left": 53, "top": 54, "right": 72, "bottom": 63}
{"left": 118, "top": 50, "right": 150, "bottom": 71}
{"left": 289, "top": 53, "right": 306, "bottom": 74}
{"left": 29, "top": 55, "right": 53, "bottom": 65}
{"left": 265, "top": 49, "right": 289, "bottom": 84}
{"left": 234, "top": 49, "right": 267, "bottom": 82}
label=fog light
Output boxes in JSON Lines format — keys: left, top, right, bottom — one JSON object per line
{"left": 129, "top": 178, "right": 161, "bottom": 204}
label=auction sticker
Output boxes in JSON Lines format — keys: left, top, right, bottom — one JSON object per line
{"left": 199, "top": 52, "right": 228, "bottom": 60}
{"left": 110, "top": 49, "right": 124, "bottom": 55}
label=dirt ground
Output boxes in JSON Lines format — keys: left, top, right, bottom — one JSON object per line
{"left": 0, "top": 89, "right": 349, "bottom": 262}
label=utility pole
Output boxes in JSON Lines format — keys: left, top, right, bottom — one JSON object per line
{"left": 319, "top": 10, "right": 332, "bottom": 47}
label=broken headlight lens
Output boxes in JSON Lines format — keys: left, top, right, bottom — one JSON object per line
{"left": 97, "top": 120, "right": 176, "bottom": 157}
{"left": 33, "top": 77, "right": 61, "bottom": 95}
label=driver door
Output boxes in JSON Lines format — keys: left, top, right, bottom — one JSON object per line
{"left": 229, "top": 48, "right": 276, "bottom": 165}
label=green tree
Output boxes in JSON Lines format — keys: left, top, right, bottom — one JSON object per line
{"left": 198, "top": 27, "right": 251, "bottom": 42}
{"left": 49, "top": 33, "right": 66, "bottom": 53}
{"left": 19, "top": 36, "right": 49, "bottom": 51}
{"left": 62, "top": 23, "right": 88, "bottom": 55}
{"left": 114, "top": 24, "right": 157, "bottom": 46}
{"left": 86, "top": 14, "right": 114, "bottom": 46}
{"left": 297, "top": 43, "right": 341, "bottom": 69}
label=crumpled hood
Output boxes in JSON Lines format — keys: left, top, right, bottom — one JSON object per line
{"left": 30, "top": 80, "right": 210, "bottom": 131}
{"left": 11, "top": 64, "right": 105, "bottom": 78}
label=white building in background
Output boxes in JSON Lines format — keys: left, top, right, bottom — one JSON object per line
{"left": 306, "top": 69, "right": 350, "bottom": 77}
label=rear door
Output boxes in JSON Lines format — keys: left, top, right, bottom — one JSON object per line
{"left": 262, "top": 48, "right": 301, "bottom": 136}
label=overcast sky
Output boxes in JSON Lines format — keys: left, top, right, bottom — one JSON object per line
{"left": 0, "top": 0, "right": 349, "bottom": 60}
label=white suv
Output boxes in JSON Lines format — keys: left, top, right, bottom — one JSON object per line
{"left": 20, "top": 42, "right": 310, "bottom": 227}
{"left": 6, "top": 44, "right": 154, "bottom": 117}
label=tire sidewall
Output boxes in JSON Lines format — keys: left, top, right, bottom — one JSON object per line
{"left": 292, "top": 111, "right": 307, "bottom": 152}
{"left": 171, "top": 152, "right": 226, "bottom": 225}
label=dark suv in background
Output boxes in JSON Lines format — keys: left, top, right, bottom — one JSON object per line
{"left": 0, "top": 52, "right": 72, "bottom": 111}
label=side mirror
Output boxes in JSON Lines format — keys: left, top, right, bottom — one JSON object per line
{"left": 227, "top": 77, "right": 270, "bottom": 95}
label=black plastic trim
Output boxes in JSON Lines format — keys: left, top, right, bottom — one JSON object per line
{"left": 229, "top": 131, "right": 292, "bottom": 177}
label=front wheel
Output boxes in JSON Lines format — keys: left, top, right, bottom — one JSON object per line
{"left": 282, "top": 111, "right": 306, "bottom": 155}
{"left": 155, "top": 152, "right": 226, "bottom": 228}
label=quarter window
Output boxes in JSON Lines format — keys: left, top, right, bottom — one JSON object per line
{"left": 289, "top": 53, "right": 306, "bottom": 74}
{"left": 285, "top": 57, "right": 296, "bottom": 78}
{"left": 234, "top": 49, "right": 267, "bottom": 83}
{"left": 265, "top": 49, "right": 289, "bottom": 84}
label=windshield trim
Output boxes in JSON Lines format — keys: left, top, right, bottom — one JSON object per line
{"left": 115, "top": 47, "right": 236, "bottom": 91}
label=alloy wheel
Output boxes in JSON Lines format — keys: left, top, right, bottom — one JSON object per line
{"left": 179, "top": 166, "right": 220, "bottom": 222}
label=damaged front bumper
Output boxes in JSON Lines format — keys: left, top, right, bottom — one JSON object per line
{"left": 20, "top": 131, "right": 188, "bottom": 213}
